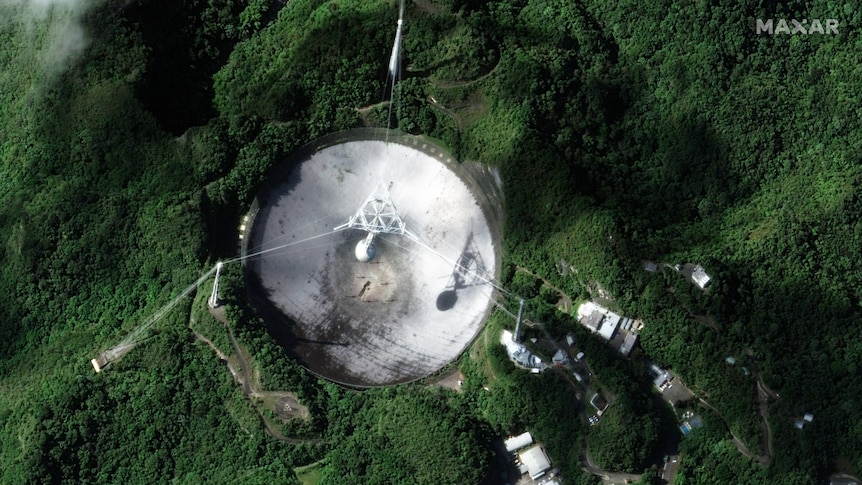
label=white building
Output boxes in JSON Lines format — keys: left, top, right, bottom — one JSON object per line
{"left": 552, "top": 349, "right": 569, "bottom": 365}
{"left": 501, "top": 330, "right": 546, "bottom": 372}
{"left": 519, "top": 444, "right": 552, "bottom": 480}
{"left": 647, "top": 362, "right": 671, "bottom": 390}
{"left": 599, "top": 312, "right": 622, "bottom": 340}
{"left": 504, "top": 432, "right": 533, "bottom": 453}
{"left": 620, "top": 332, "right": 638, "bottom": 356}
{"left": 577, "top": 302, "right": 626, "bottom": 342}
{"left": 692, "top": 265, "right": 711, "bottom": 289}
{"left": 577, "top": 301, "right": 602, "bottom": 320}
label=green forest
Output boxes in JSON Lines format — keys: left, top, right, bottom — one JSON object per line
{"left": 1, "top": 0, "right": 860, "bottom": 483}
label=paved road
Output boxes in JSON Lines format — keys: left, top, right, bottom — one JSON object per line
{"left": 515, "top": 266, "right": 573, "bottom": 313}
{"left": 662, "top": 456, "right": 679, "bottom": 484}
{"left": 581, "top": 443, "right": 643, "bottom": 484}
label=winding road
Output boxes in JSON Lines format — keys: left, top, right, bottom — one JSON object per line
{"left": 192, "top": 306, "right": 321, "bottom": 445}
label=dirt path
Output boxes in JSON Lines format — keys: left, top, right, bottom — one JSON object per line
{"left": 755, "top": 389, "right": 773, "bottom": 463}
{"left": 427, "top": 367, "right": 464, "bottom": 393}
{"left": 355, "top": 100, "right": 390, "bottom": 127}
{"left": 582, "top": 442, "right": 643, "bottom": 484}
{"left": 412, "top": 0, "right": 446, "bottom": 15}
{"left": 697, "top": 397, "right": 770, "bottom": 464}
{"left": 355, "top": 100, "right": 389, "bottom": 116}
{"left": 752, "top": 373, "right": 776, "bottom": 462}
{"left": 515, "top": 265, "right": 573, "bottom": 313}
{"left": 744, "top": 349, "right": 777, "bottom": 463}
{"left": 428, "top": 98, "right": 463, "bottom": 131}
{"left": 428, "top": 59, "right": 499, "bottom": 89}
{"left": 669, "top": 297, "right": 717, "bottom": 331}
{"left": 193, "top": 306, "right": 321, "bottom": 445}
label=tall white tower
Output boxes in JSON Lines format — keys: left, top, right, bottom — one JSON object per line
{"left": 388, "top": 0, "right": 405, "bottom": 78}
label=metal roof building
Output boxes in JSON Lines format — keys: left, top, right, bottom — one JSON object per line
{"left": 620, "top": 332, "right": 638, "bottom": 356}
{"left": 504, "top": 432, "right": 533, "bottom": 453}
{"left": 519, "top": 444, "right": 552, "bottom": 480}
{"left": 552, "top": 349, "right": 569, "bottom": 365}
{"left": 501, "top": 330, "right": 546, "bottom": 372}
{"left": 584, "top": 311, "right": 604, "bottom": 333}
{"left": 577, "top": 301, "right": 601, "bottom": 320}
{"left": 598, "top": 312, "right": 621, "bottom": 340}
{"left": 692, "top": 265, "right": 711, "bottom": 289}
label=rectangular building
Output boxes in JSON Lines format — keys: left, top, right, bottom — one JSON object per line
{"left": 505, "top": 432, "right": 533, "bottom": 453}
{"left": 519, "top": 444, "right": 552, "bottom": 480}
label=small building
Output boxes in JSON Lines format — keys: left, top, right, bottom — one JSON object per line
{"left": 519, "top": 444, "right": 552, "bottom": 480}
{"left": 566, "top": 334, "right": 575, "bottom": 346}
{"left": 584, "top": 311, "right": 604, "bottom": 333}
{"left": 796, "top": 414, "right": 814, "bottom": 429}
{"left": 552, "top": 349, "right": 569, "bottom": 365}
{"left": 599, "top": 312, "right": 621, "bottom": 340}
{"left": 644, "top": 261, "right": 658, "bottom": 272}
{"left": 90, "top": 354, "right": 109, "bottom": 373}
{"left": 577, "top": 301, "right": 602, "bottom": 320}
{"left": 621, "top": 317, "right": 633, "bottom": 331}
{"left": 692, "top": 265, "right": 711, "bottom": 289}
{"left": 501, "top": 330, "right": 546, "bottom": 372}
{"left": 725, "top": 356, "right": 736, "bottom": 365}
{"left": 620, "top": 332, "right": 638, "bottom": 356}
{"left": 590, "top": 393, "right": 609, "bottom": 414}
{"left": 504, "top": 432, "right": 533, "bottom": 453}
{"left": 647, "top": 362, "right": 671, "bottom": 390}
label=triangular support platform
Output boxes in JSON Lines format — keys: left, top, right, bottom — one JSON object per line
{"left": 334, "top": 181, "right": 410, "bottom": 236}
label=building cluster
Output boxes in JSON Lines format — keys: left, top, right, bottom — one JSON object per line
{"left": 671, "top": 262, "right": 712, "bottom": 290}
{"left": 794, "top": 413, "right": 814, "bottom": 430}
{"left": 576, "top": 301, "right": 640, "bottom": 357}
{"left": 501, "top": 330, "right": 547, "bottom": 373}
{"left": 647, "top": 361, "right": 672, "bottom": 391}
{"left": 504, "top": 432, "right": 559, "bottom": 483}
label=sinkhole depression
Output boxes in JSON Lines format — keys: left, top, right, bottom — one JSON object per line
{"left": 242, "top": 130, "right": 503, "bottom": 387}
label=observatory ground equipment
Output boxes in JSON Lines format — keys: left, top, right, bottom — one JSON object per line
{"left": 243, "top": 131, "right": 501, "bottom": 387}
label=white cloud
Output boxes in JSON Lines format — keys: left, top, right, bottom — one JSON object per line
{"left": 0, "top": 0, "right": 96, "bottom": 75}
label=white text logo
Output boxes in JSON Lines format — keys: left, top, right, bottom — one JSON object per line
{"left": 756, "top": 19, "right": 839, "bottom": 35}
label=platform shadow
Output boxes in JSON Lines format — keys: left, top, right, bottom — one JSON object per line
{"left": 436, "top": 230, "right": 487, "bottom": 311}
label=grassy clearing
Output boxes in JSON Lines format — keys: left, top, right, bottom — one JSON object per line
{"left": 189, "top": 281, "right": 232, "bottom": 353}
{"left": 294, "top": 458, "right": 327, "bottom": 485}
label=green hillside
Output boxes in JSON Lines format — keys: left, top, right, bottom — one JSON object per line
{"left": 1, "top": 0, "right": 860, "bottom": 483}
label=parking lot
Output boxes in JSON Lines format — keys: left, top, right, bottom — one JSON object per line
{"left": 662, "top": 377, "right": 695, "bottom": 406}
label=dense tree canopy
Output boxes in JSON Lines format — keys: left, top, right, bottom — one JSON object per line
{"left": 1, "top": 0, "right": 860, "bottom": 483}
